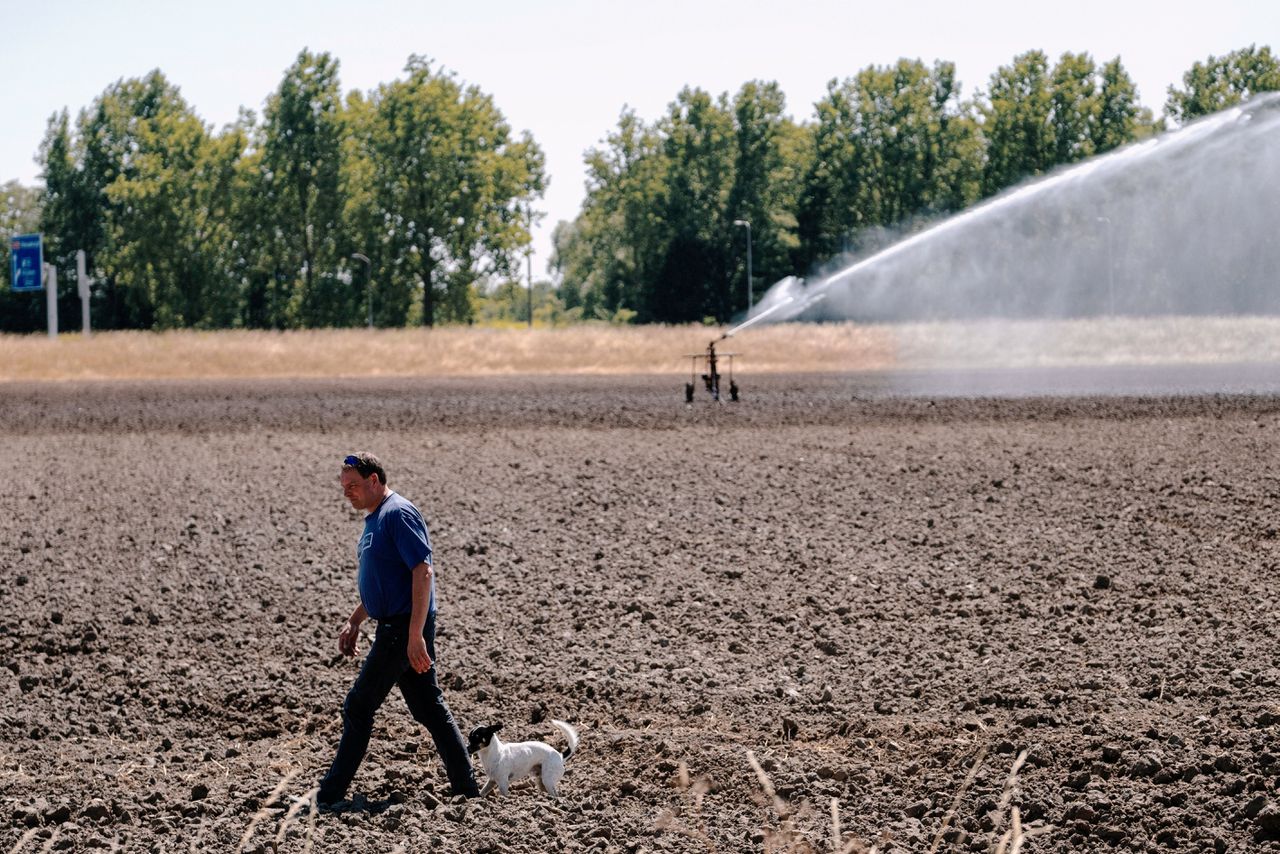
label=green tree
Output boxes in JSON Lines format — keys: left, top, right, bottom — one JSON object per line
{"left": 260, "top": 49, "right": 349, "bottom": 326}
{"left": 1094, "top": 58, "right": 1156, "bottom": 152}
{"left": 726, "top": 81, "right": 805, "bottom": 313}
{"left": 34, "top": 110, "right": 92, "bottom": 330}
{"left": 798, "top": 60, "right": 979, "bottom": 270}
{"left": 224, "top": 108, "right": 287, "bottom": 329}
{"left": 797, "top": 75, "right": 870, "bottom": 267}
{"left": 100, "top": 77, "right": 242, "bottom": 327}
{"left": 337, "top": 91, "right": 386, "bottom": 326}
{"left": 553, "top": 108, "right": 668, "bottom": 320}
{"left": 57, "top": 71, "right": 242, "bottom": 328}
{"left": 1049, "top": 52, "right": 1100, "bottom": 164}
{"left": 364, "top": 56, "right": 545, "bottom": 326}
{"left": 980, "top": 50, "right": 1056, "bottom": 195}
{"left": 1166, "top": 44, "right": 1280, "bottom": 122}
{"left": 651, "top": 87, "right": 736, "bottom": 322}
{"left": 0, "top": 181, "right": 44, "bottom": 332}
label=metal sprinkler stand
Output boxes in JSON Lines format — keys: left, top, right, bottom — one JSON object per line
{"left": 681, "top": 282, "right": 825, "bottom": 404}
{"left": 685, "top": 340, "right": 739, "bottom": 403}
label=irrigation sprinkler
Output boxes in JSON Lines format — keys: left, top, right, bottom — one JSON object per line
{"left": 683, "top": 287, "right": 828, "bottom": 403}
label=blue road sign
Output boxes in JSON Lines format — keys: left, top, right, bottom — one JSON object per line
{"left": 10, "top": 233, "right": 43, "bottom": 292}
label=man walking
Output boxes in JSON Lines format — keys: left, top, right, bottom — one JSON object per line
{"left": 318, "top": 452, "right": 479, "bottom": 805}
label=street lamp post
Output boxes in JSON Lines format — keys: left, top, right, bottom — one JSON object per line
{"left": 1095, "top": 216, "right": 1114, "bottom": 315}
{"left": 526, "top": 204, "right": 534, "bottom": 329}
{"left": 351, "top": 252, "right": 372, "bottom": 328}
{"left": 733, "top": 219, "right": 752, "bottom": 311}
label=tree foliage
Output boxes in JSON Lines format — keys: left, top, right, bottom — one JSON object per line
{"left": 360, "top": 56, "right": 545, "bottom": 327}
{"left": 0, "top": 181, "right": 43, "bottom": 331}
{"left": 1166, "top": 44, "right": 1280, "bottom": 123}
{"left": 259, "top": 49, "right": 349, "bottom": 327}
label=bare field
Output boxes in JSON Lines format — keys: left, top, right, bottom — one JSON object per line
{"left": 3, "top": 375, "right": 1280, "bottom": 853}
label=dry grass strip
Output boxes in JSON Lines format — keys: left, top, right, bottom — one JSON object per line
{"left": 0, "top": 324, "right": 894, "bottom": 382}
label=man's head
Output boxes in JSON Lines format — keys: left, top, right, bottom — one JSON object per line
{"left": 340, "top": 452, "right": 388, "bottom": 512}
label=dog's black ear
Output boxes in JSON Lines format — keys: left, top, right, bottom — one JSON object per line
{"left": 492, "top": 722, "right": 504, "bottom": 733}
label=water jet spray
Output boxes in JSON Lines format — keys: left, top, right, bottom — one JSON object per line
{"left": 759, "top": 93, "right": 1280, "bottom": 328}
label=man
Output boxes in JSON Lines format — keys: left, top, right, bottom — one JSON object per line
{"left": 317, "top": 452, "right": 479, "bottom": 806}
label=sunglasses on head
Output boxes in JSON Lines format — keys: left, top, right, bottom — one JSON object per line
{"left": 343, "top": 455, "right": 361, "bottom": 467}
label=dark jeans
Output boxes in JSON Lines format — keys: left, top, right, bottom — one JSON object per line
{"left": 318, "top": 611, "right": 478, "bottom": 802}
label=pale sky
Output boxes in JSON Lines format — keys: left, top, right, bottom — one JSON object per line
{"left": 2, "top": 0, "right": 1276, "bottom": 277}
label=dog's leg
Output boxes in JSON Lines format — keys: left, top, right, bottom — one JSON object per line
{"left": 478, "top": 779, "right": 496, "bottom": 798}
{"left": 497, "top": 774, "right": 512, "bottom": 796}
{"left": 543, "top": 765, "right": 562, "bottom": 798}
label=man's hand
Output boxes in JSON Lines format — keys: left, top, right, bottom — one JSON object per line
{"left": 338, "top": 620, "right": 362, "bottom": 657}
{"left": 408, "top": 633, "right": 433, "bottom": 674}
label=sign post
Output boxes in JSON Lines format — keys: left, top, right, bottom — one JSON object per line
{"left": 42, "top": 263, "right": 58, "bottom": 338}
{"left": 10, "top": 233, "right": 42, "bottom": 292}
{"left": 9, "top": 234, "right": 60, "bottom": 338}
{"left": 76, "top": 249, "right": 91, "bottom": 336}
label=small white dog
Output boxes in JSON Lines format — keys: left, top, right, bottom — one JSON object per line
{"left": 466, "top": 720, "right": 578, "bottom": 797}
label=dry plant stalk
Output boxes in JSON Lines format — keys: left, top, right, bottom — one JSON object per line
{"left": 273, "top": 786, "right": 318, "bottom": 853}
{"left": 830, "top": 798, "right": 878, "bottom": 854}
{"left": 926, "top": 743, "right": 988, "bottom": 854}
{"left": 237, "top": 769, "right": 298, "bottom": 852}
{"left": 188, "top": 816, "right": 210, "bottom": 854}
{"left": 35, "top": 830, "right": 61, "bottom": 854}
{"left": 996, "top": 749, "right": 1030, "bottom": 814}
{"left": 656, "top": 760, "right": 715, "bottom": 852}
{"left": 746, "top": 751, "right": 827, "bottom": 853}
{"left": 987, "top": 748, "right": 1052, "bottom": 853}
{"left": 6, "top": 828, "right": 41, "bottom": 854}
{"left": 993, "top": 806, "right": 1025, "bottom": 854}
{"left": 746, "top": 750, "right": 790, "bottom": 820}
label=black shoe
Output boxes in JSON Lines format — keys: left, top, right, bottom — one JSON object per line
{"left": 314, "top": 790, "right": 347, "bottom": 812}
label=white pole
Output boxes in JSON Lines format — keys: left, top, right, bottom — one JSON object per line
{"left": 76, "top": 250, "right": 91, "bottom": 336}
{"left": 43, "top": 263, "right": 58, "bottom": 339}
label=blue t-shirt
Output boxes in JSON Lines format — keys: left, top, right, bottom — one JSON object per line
{"left": 357, "top": 492, "right": 435, "bottom": 620}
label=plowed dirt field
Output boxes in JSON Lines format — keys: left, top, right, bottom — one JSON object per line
{"left": 4, "top": 374, "right": 1279, "bottom": 853}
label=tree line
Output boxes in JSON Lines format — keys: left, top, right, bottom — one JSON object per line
{"left": 2, "top": 51, "right": 544, "bottom": 332}
{"left": 2, "top": 44, "right": 1276, "bottom": 333}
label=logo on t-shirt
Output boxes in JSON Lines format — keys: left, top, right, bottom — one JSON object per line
{"left": 357, "top": 532, "right": 374, "bottom": 558}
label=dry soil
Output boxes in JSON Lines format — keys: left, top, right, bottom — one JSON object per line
{"left": 3, "top": 374, "right": 1280, "bottom": 853}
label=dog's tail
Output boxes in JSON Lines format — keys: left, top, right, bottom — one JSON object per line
{"left": 551, "top": 719, "right": 579, "bottom": 761}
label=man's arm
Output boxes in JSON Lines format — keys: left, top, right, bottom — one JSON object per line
{"left": 338, "top": 602, "right": 368, "bottom": 657}
{"left": 407, "top": 561, "right": 434, "bottom": 673}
